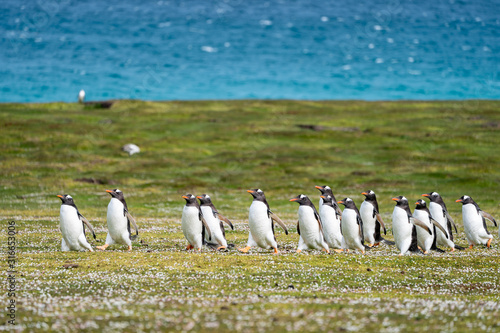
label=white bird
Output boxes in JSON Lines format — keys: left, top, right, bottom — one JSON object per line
{"left": 57, "top": 194, "right": 96, "bottom": 252}
{"left": 122, "top": 143, "right": 140, "bottom": 156}
{"left": 456, "top": 195, "right": 497, "bottom": 249}
{"left": 197, "top": 194, "right": 234, "bottom": 250}
{"left": 78, "top": 89, "right": 85, "bottom": 103}
{"left": 238, "top": 189, "right": 288, "bottom": 254}
{"left": 360, "top": 190, "right": 393, "bottom": 247}
{"left": 181, "top": 194, "right": 211, "bottom": 251}
{"left": 337, "top": 197, "right": 366, "bottom": 254}
{"left": 413, "top": 199, "right": 449, "bottom": 254}
{"left": 318, "top": 194, "right": 343, "bottom": 252}
{"left": 96, "top": 189, "right": 139, "bottom": 251}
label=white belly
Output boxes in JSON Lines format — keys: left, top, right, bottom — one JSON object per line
{"left": 248, "top": 201, "right": 274, "bottom": 248}
{"left": 319, "top": 204, "right": 342, "bottom": 249}
{"left": 107, "top": 198, "right": 130, "bottom": 245}
{"left": 298, "top": 206, "right": 323, "bottom": 250}
{"left": 182, "top": 206, "right": 203, "bottom": 247}
{"left": 392, "top": 207, "right": 413, "bottom": 254}
{"left": 341, "top": 208, "right": 364, "bottom": 251}
{"left": 413, "top": 209, "right": 434, "bottom": 252}
{"left": 60, "top": 205, "right": 86, "bottom": 251}
{"left": 429, "top": 202, "right": 454, "bottom": 247}
{"left": 462, "top": 204, "right": 492, "bottom": 245}
{"left": 359, "top": 201, "right": 376, "bottom": 244}
{"left": 200, "top": 206, "right": 227, "bottom": 247}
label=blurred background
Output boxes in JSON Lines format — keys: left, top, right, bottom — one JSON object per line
{"left": 1, "top": 0, "right": 498, "bottom": 102}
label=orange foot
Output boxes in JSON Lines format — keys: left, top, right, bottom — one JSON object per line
{"left": 186, "top": 244, "right": 194, "bottom": 250}
{"left": 273, "top": 248, "right": 280, "bottom": 254}
{"left": 486, "top": 238, "right": 492, "bottom": 248}
{"left": 423, "top": 251, "right": 428, "bottom": 254}
{"left": 344, "top": 249, "right": 350, "bottom": 253}
{"left": 469, "top": 244, "right": 474, "bottom": 249}
{"left": 238, "top": 246, "right": 251, "bottom": 253}
{"left": 367, "top": 243, "right": 374, "bottom": 247}
{"left": 322, "top": 248, "right": 330, "bottom": 254}
{"left": 332, "top": 249, "right": 343, "bottom": 253}
{"left": 96, "top": 244, "right": 109, "bottom": 251}
{"left": 127, "top": 245, "right": 132, "bottom": 251}
{"left": 216, "top": 246, "right": 227, "bottom": 251}
{"left": 450, "top": 247, "right": 456, "bottom": 252}
{"left": 373, "top": 242, "right": 380, "bottom": 247}
{"left": 361, "top": 250, "right": 365, "bottom": 255}
{"left": 296, "top": 249, "right": 302, "bottom": 253}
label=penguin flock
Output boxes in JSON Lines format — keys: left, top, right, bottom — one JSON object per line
{"left": 57, "top": 187, "right": 498, "bottom": 255}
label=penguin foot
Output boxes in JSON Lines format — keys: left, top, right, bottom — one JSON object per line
{"left": 238, "top": 246, "right": 251, "bottom": 253}
{"left": 197, "top": 248, "right": 201, "bottom": 251}
{"left": 186, "top": 244, "right": 194, "bottom": 250}
{"left": 344, "top": 249, "right": 350, "bottom": 253}
{"left": 273, "top": 248, "right": 280, "bottom": 254}
{"left": 423, "top": 251, "right": 428, "bottom": 254}
{"left": 450, "top": 247, "right": 456, "bottom": 252}
{"left": 398, "top": 253, "right": 404, "bottom": 256}
{"left": 88, "top": 248, "right": 94, "bottom": 252}
{"left": 361, "top": 250, "right": 365, "bottom": 255}
{"left": 469, "top": 244, "right": 474, "bottom": 249}
{"left": 216, "top": 246, "right": 227, "bottom": 251}
{"left": 373, "top": 242, "right": 380, "bottom": 247}
{"left": 322, "top": 248, "right": 330, "bottom": 254}
{"left": 296, "top": 249, "right": 302, "bottom": 253}
{"left": 486, "top": 238, "right": 492, "bottom": 248}
{"left": 127, "top": 245, "right": 132, "bottom": 251}
{"left": 331, "top": 249, "right": 343, "bottom": 253}
{"left": 418, "top": 246, "right": 423, "bottom": 252}
{"left": 96, "top": 244, "right": 109, "bottom": 251}
{"left": 367, "top": 243, "right": 374, "bottom": 248}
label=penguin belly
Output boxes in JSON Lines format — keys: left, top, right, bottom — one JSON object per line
{"left": 297, "top": 206, "right": 328, "bottom": 251}
{"left": 341, "top": 209, "right": 364, "bottom": 252}
{"left": 200, "top": 206, "right": 227, "bottom": 247}
{"left": 106, "top": 198, "right": 131, "bottom": 246}
{"left": 319, "top": 204, "right": 342, "bottom": 249}
{"left": 359, "top": 201, "right": 377, "bottom": 245}
{"left": 413, "top": 209, "right": 434, "bottom": 253}
{"left": 429, "top": 203, "right": 454, "bottom": 248}
{"left": 60, "top": 205, "right": 91, "bottom": 251}
{"left": 462, "top": 204, "right": 492, "bottom": 246}
{"left": 182, "top": 206, "right": 203, "bottom": 249}
{"left": 392, "top": 207, "right": 413, "bottom": 255}
{"left": 248, "top": 201, "right": 276, "bottom": 249}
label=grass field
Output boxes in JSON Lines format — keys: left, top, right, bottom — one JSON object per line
{"left": 1, "top": 100, "right": 500, "bottom": 332}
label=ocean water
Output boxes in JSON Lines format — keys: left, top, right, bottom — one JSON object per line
{"left": 1, "top": 0, "right": 499, "bottom": 102}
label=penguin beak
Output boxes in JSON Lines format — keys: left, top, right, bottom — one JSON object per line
{"left": 57, "top": 195, "right": 64, "bottom": 198}
{"left": 337, "top": 200, "right": 344, "bottom": 204}
{"left": 106, "top": 190, "right": 113, "bottom": 193}
{"left": 182, "top": 195, "right": 190, "bottom": 199}
{"left": 361, "top": 192, "right": 367, "bottom": 195}
{"left": 415, "top": 201, "right": 420, "bottom": 205}
{"left": 315, "top": 186, "right": 322, "bottom": 190}
{"left": 422, "top": 193, "right": 430, "bottom": 197}
{"left": 320, "top": 195, "right": 326, "bottom": 199}
{"left": 289, "top": 198, "right": 299, "bottom": 202}
{"left": 247, "top": 190, "right": 255, "bottom": 194}
{"left": 196, "top": 196, "right": 203, "bottom": 199}
{"left": 455, "top": 199, "right": 462, "bottom": 203}
{"left": 392, "top": 197, "right": 399, "bottom": 201}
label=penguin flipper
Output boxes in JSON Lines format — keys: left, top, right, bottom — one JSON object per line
{"left": 381, "top": 238, "right": 395, "bottom": 246}
{"left": 411, "top": 217, "right": 432, "bottom": 235}
{"left": 78, "top": 213, "right": 97, "bottom": 240}
{"left": 269, "top": 210, "right": 288, "bottom": 235}
{"left": 220, "top": 221, "right": 226, "bottom": 239}
{"left": 445, "top": 210, "right": 458, "bottom": 233}
{"left": 296, "top": 221, "right": 300, "bottom": 236}
{"left": 334, "top": 204, "right": 343, "bottom": 220}
{"left": 125, "top": 211, "right": 139, "bottom": 238}
{"left": 430, "top": 217, "right": 449, "bottom": 239}
{"left": 199, "top": 213, "right": 212, "bottom": 241}
{"left": 454, "top": 244, "right": 465, "bottom": 250}
{"left": 217, "top": 213, "right": 234, "bottom": 230}
{"left": 480, "top": 210, "right": 498, "bottom": 227}
{"left": 375, "top": 213, "right": 387, "bottom": 235}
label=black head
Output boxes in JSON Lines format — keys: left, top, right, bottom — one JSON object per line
{"left": 182, "top": 193, "right": 198, "bottom": 205}
{"left": 422, "top": 192, "right": 442, "bottom": 203}
{"left": 315, "top": 185, "right": 333, "bottom": 196}
{"left": 289, "top": 194, "right": 313, "bottom": 206}
{"left": 196, "top": 194, "right": 212, "bottom": 206}
{"left": 361, "top": 190, "right": 376, "bottom": 201}
{"left": 320, "top": 194, "right": 335, "bottom": 207}
{"left": 392, "top": 195, "right": 409, "bottom": 207}
{"left": 57, "top": 194, "right": 76, "bottom": 208}
{"left": 456, "top": 195, "right": 474, "bottom": 205}
{"left": 247, "top": 189, "right": 266, "bottom": 202}
{"left": 337, "top": 197, "right": 357, "bottom": 210}
{"left": 106, "top": 189, "right": 125, "bottom": 200}
{"left": 414, "top": 199, "right": 427, "bottom": 209}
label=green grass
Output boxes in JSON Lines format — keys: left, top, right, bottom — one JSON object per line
{"left": 1, "top": 100, "right": 500, "bottom": 332}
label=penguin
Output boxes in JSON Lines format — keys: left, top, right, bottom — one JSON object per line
{"left": 318, "top": 194, "right": 343, "bottom": 252}
{"left": 197, "top": 194, "right": 234, "bottom": 251}
{"left": 181, "top": 194, "right": 212, "bottom": 251}
{"left": 391, "top": 196, "right": 432, "bottom": 255}
{"left": 456, "top": 195, "right": 497, "bottom": 249}
{"left": 78, "top": 89, "right": 85, "bottom": 103}
{"left": 337, "top": 198, "right": 365, "bottom": 254}
{"left": 238, "top": 189, "right": 288, "bottom": 254}
{"left": 57, "top": 194, "right": 96, "bottom": 252}
{"left": 290, "top": 194, "right": 330, "bottom": 253}
{"left": 359, "top": 190, "right": 394, "bottom": 247}
{"left": 414, "top": 199, "right": 449, "bottom": 254}
{"left": 96, "top": 189, "right": 139, "bottom": 251}
{"left": 315, "top": 185, "right": 343, "bottom": 217}
{"left": 422, "top": 192, "right": 463, "bottom": 251}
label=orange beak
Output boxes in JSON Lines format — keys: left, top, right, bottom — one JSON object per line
{"left": 182, "top": 195, "right": 189, "bottom": 199}
{"left": 455, "top": 199, "right": 462, "bottom": 203}
{"left": 361, "top": 192, "right": 367, "bottom": 195}
{"left": 247, "top": 190, "right": 254, "bottom": 193}
{"left": 337, "top": 201, "right": 343, "bottom": 204}
{"left": 320, "top": 195, "right": 326, "bottom": 199}
{"left": 289, "top": 198, "right": 299, "bottom": 202}
{"left": 315, "top": 186, "right": 322, "bottom": 189}
{"left": 415, "top": 201, "right": 420, "bottom": 205}
{"left": 196, "top": 196, "right": 203, "bottom": 199}
{"left": 392, "top": 197, "right": 399, "bottom": 201}
{"left": 106, "top": 190, "right": 113, "bottom": 193}
{"left": 57, "top": 195, "right": 63, "bottom": 198}
{"left": 422, "top": 193, "right": 429, "bottom": 197}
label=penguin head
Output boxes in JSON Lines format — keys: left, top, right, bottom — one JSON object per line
{"left": 106, "top": 189, "right": 125, "bottom": 200}
{"left": 422, "top": 192, "right": 440, "bottom": 202}
{"left": 182, "top": 193, "right": 198, "bottom": 205}
{"left": 414, "top": 199, "right": 427, "bottom": 209}
{"left": 315, "top": 185, "right": 332, "bottom": 196}
{"left": 320, "top": 195, "right": 335, "bottom": 207}
{"left": 57, "top": 194, "right": 76, "bottom": 207}
{"left": 196, "top": 194, "right": 212, "bottom": 205}
{"left": 392, "top": 196, "right": 408, "bottom": 207}
{"left": 247, "top": 189, "right": 266, "bottom": 201}
{"left": 361, "top": 190, "right": 376, "bottom": 200}
{"left": 337, "top": 197, "right": 356, "bottom": 209}
{"left": 455, "top": 195, "right": 473, "bottom": 205}
{"left": 289, "top": 194, "right": 311, "bottom": 205}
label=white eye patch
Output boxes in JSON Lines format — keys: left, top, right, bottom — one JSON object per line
{"left": 463, "top": 195, "right": 469, "bottom": 200}
{"left": 66, "top": 195, "right": 72, "bottom": 199}
{"left": 116, "top": 189, "right": 122, "bottom": 193}
{"left": 325, "top": 186, "right": 331, "bottom": 190}
{"left": 300, "top": 194, "right": 305, "bottom": 199}
{"left": 257, "top": 189, "right": 263, "bottom": 193}
{"left": 402, "top": 196, "right": 407, "bottom": 201}
{"left": 346, "top": 198, "right": 352, "bottom": 202}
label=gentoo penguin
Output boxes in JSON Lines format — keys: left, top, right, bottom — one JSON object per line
{"left": 57, "top": 194, "right": 96, "bottom": 252}
{"left": 197, "top": 194, "right": 234, "bottom": 251}
{"left": 422, "top": 192, "right": 463, "bottom": 251}
{"left": 238, "top": 189, "right": 288, "bottom": 254}
{"left": 96, "top": 189, "right": 139, "bottom": 251}
{"left": 456, "top": 195, "right": 497, "bottom": 248}
{"left": 359, "top": 190, "right": 394, "bottom": 247}
{"left": 290, "top": 194, "right": 330, "bottom": 253}
{"left": 78, "top": 89, "right": 85, "bottom": 103}
{"left": 391, "top": 196, "right": 432, "bottom": 255}
{"left": 181, "top": 194, "right": 211, "bottom": 251}
{"left": 337, "top": 198, "right": 365, "bottom": 254}
{"left": 414, "top": 199, "right": 449, "bottom": 254}
{"left": 318, "top": 194, "right": 343, "bottom": 252}
{"left": 315, "top": 185, "right": 343, "bottom": 218}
